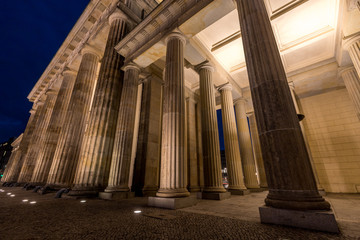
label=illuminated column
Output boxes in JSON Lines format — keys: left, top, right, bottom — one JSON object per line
{"left": 186, "top": 98, "right": 200, "bottom": 192}
{"left": 70, "top": 12, "right": 130, "bottom": 196}
{"left": 196, "top": 62, "right": 227, "bottom": 196}
{"left": 248, "top": 112, "right": 267, "bottom": 188}
{"left": 105, "top": 63, "right": 140, "bottom": 192}
{"left": 288, "top": 82, "right": 324, "bottom": 192}
{"left": 18, "top": 90, "right": 58, "bottom": 184}
{"left": 1, "top": 135, "right": 22, "bottom": 183}
{"left": 234, "top": 97, "right": 259, "bottom": 189}
{"left": 156, "top": 31, "right": 190, "bottom": 198}
{"left": 219, "top": 84, "right": 248, "bottom": 194}
{"left": 235, "top": 0, "right": 330, "bottom": 210}
{"left": 46, "top": 48, "right": 100, "bottom": 189}
{"left": 30, "top": 69, "right": 76, "bottom": 185}
{"left": 339, "top": 67, "right": 360, "bottom": 119}
{"left": 343, "top": 33, "right": 360, "bottom": 79}
{"left": 196, "top": 102, "right": 204, "bottom": 189}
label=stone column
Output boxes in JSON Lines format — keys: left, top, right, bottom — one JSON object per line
{"left": 343, "top": 33, "right": 360, "bottom": 80}
{"left": 219, "top": 84, "right": 248, "bottom": 194}
{"left": 18, "top": 90, "right": 58, "bottom": 185}
{"left": 196, "top": 102, "right": 205, "bottom": 189}
{"left": 70, "top": 12, "right": 130, "bottom": 196}
{"left": 340, "top": 67, "right": 360, "bottom": 119}
{"left": 105, "top": 63, "right": 140, "bottom": 193}
{"left": 156, "top": 31, "right": 189, "bottom": 198}
{"left": 196, "top": 62, "right": 227, "bottom": 198}
{"left": 1, "top": 137, "right": 21, "bottom": 183}
{"left": 186, "top": 98, "right": 200, "bottom": 192}
{"left": 288, "top": 82, "right": 325, "bottom": 193}
{"left": 30, "top": 69, "right": 76, "bottom": 185}
{"left": 235, "top": 0, "right": 329, "bottom": 210}
{"left": 46, "top": 48, "right": 100, "bottom": 189}
{"left": 7, "top": 103, "right": 43, "bottom": 183}
{"left": 248, "top": 112, "right": 267, "bottom": 188}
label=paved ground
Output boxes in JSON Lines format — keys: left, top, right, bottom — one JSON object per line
{"left": 0, "top": 187, "right": 358, "bottom": 239}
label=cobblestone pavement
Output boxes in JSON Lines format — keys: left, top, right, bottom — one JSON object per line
{"left": 0, "top": 187, "right": 356, "bottom": 240}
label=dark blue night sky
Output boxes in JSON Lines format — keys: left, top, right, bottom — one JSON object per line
{"left": 0, "top": 1, "right": 89, "bottom": 143}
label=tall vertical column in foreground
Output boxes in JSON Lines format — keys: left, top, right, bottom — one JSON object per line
{"left": 340, "top": 67, "right": 360, "bottom": 119}
{"left": 1, "top": 134, "right": 23, "bottom": 183}
{"left": 155, "top": 31, "right": 189, "bottom": 198}
{"left": 70, "top": 12, "right": 129, "bottom": 196}
{"left": 248, "top": 112, "right": 267, "bottom": 188}
{"left": 30, "top": 69, "right": 76, "bottom": 185}
{"left": 344, "top": 33, "right": 360, "bottom": 79}
{"left": 234, "top": 98, "right": 259, "bottom": 190}
{"left": 18, "top": 90, "right": 58, "bottom": 185}
{"left": 218, "top": 84, "right": 248, "bottom": 194}
{"left": 105, "top": 63, "right": 140, "bottom": 193}
{"left": 46, "top": 48, "right": 99, "bottom": 189}
{"left": 196, "top": 62, "right": 227, "bottom": 199}
{"left": 235, "top": 1, "right": 336, "bottom": 231}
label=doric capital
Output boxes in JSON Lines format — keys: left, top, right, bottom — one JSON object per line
{"left": 62, "top": 67, "right": 77, "bottom": 77}
{"left": 194, "top": 61, "right": 215, "bottom": 73}
{"left": 109, "top": 10, "right": 132, "bottom": 26}
{"left": 234, "top": 97, "right": 247, "bottom": 105}
{"left": 186, "top": 97, "right": 197, "bottom": 104}
{"left": 343, "top": 31, "right": 360, "bottom": 50}
{"left": 288, "top": 81, "right": 295, "bottom": 91}
{"left": 123, "top": 62, "right": 141, "bottom": 72}
{"left": 81, "top": 44, "right": 102, "bottom": 58}
{"left": 165, "top": 31, "right": 187, "bottom": 46}
{"left": 218, "top": 83, "right": 232, "bottom": 92}
{"left": 338, "top": 66, "right": 356, "bottom": 77}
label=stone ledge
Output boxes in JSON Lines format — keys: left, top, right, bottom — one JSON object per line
{"left": 148, "top": 196, "right": 198, "bottom": 209}
{"left": 99, "top": 192, "right": 135, "bottom": 200}
{"left": 197, "top": 192, "right": 231, "bottom": 200}
{"left": 259, "top": 206, "right": 339, "bottom": 233}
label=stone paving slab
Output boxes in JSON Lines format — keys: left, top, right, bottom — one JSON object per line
{"left": 0, "top": 187, "right": 356, "bottom": 239}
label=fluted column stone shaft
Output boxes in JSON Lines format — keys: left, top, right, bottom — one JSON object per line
{"left": 31, "top": 70, "right": 76, "bottom": 185}
{"left": 105, "top": 63, "right": 140, "bottom": 192}
{"left": 196, "top": 102, "right": 204, "bottom": 189}
{"left": 235, "top": 0, "right": 330, "bottom": 210}
{"left": 18, "top": 92, "right": 57, "bottom": 184}
{"left": 219, "top": 85, "right": 247, "bottom": 190}
{"left": 8, "top": 105, "right": 42, "bottom": 183}
{"left": 46, "top": 51, "right": 99, "bottom": 188}
{"left": 344, "top": 34, "right": 360, "bottom": 80}
{"left": 248, "top": 113, "right": 267, "bottom": 188}
{"left": 156, "top": 32, "right": 189, "bottom": 198}
{"left": 1, "top": 146, "right": 20, "bottom": 183}
{"left": 340, "top": 67, "right": 360, "bottom": 119}
{"left": 197, "top": 63, "right": 226, "bottom": 193}
{"left": 187, "top": 98, "right": 200, "bottom": 192}
{"left": 234, "top": 98, "right": 259, "bottom": 189}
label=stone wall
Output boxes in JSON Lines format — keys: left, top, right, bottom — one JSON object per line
{"left": 300, "top": 88, "right": 360, "bottom": 193}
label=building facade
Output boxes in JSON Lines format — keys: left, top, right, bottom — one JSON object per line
{"left": 2, "top": 0, "right": 360, "bottom": 232}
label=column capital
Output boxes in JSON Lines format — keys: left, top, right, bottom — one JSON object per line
{"left": 339, "top": 65, "right": 356, "bottom": 77}
{"left": 62, "top": 67, "right": 77, "bottom": 77}
{"left": 218, "top": 83, "right": 232, "bottom": 92}
{"left": 195, "top": 61, "right": 215, "bottom": 73}
{"left": 109, "top": 9, "right": 133, "bottom": 27}
{"left": 343, "top": 31, "right": 360, "bottom": 50}
{"left": 288, "top": 81, "right": 295, "bottom": 91}
{"left": 123, "top": 62, "right": 141, "bottom": 72}
{"left": 81, "top": 44, "right": 102, "bottom": 59}
{"left": 165, "top": 31, "right": 187, "bottom": 46}
{"left": 234, "top": 97, "right": 247, "bottom": 105}
{"left": 186, "top": 97, "right": 197, "bottom": 104}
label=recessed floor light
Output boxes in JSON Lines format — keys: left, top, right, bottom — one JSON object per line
{"left": 6, "top": 193, "right": 11, "bottom": 195}
{"left": 134, "top": 210, "right": 142, "bottom": 214}
{"left": 29, "top": 201, "right": 36, "bottom": 204}
{"left": 10, "top": 194, "right": 15, "bottom": 197}
{"left": 22, "top": 199, "right": 28, "bottom": 202}
{"left": 80, "top": 200, "right": 86, "bottom": 203}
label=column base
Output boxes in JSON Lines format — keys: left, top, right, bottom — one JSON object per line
{"left": 142, "top": 186, "right": 158, "bottom": 197}
{"left": 249, "top": 188, "right": 265, "bottom": 193}
{"left": 104, "top": 186, "right": 129, "bottom": 192}
{"left": 228, "top": 189, "right": 250, "bottom": 195}
{"left": 318, "top": 189, "right": 326, "bottom": 196}
{"left": 148, "top": 196, "right": 198, "bottom": 209}
{"left": 197, "top": 191, "right": 231, "bottom": 200}
{"left": 99, "top": 191, "right": 135, "bottom": 200}
{"left": 68, "top": 186, "right": 102, "bottom": 198}
{"left": 156, "top": 188, "right": 190, "bottom": 198}
{"left": 188, "top": 186, "right": 201, "bottom": 192}
{"left": 259, "top": 206, "right": 339, "bottom": 233}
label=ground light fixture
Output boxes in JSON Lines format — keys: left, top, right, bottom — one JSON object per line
{"left": 0, "top": 189, "right": 4, "bottom": 192}
{"left": 10, "top": 194, "right": 15, "bottom": 197}
{"left": 7, "top": 193, "right": 11, "bottom": 195}
{"left": 29, "top": 201, "right": 36, "bottom": 204}
{"left": 134, "top": 210, "right": 142, "bottom": 214}
{"left": 80, "top": 200, "right": 86, "bottom": 203}
{"left": 22, "top": 199, "right": 28, "bottom": 202}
